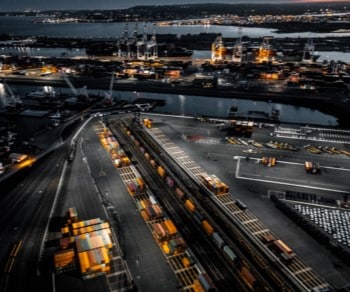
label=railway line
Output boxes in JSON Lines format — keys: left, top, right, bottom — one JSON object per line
{"left": 122, "top": 116, "right": 332, "bottom": 292}
{"left": 107, "top": 117, "right": 285, "bottom": 291}
{"left": 103, "top": 120, "right": 245, "bottom": 291}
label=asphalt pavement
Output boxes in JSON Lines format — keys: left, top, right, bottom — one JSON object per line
{"left": 149, "top": 114, "right": 350, "bottom": 289}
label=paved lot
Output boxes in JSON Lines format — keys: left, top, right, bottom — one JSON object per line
{"left": 147, "top": 114, "right": 350, "bottom": 289}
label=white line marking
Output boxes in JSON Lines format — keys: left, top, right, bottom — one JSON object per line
{"left": 235, "top": 157, "right": 350, "bottom": 194}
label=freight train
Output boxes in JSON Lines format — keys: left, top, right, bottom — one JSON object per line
{"left": 123, "top": 122, "right": 261, "bottom": 290}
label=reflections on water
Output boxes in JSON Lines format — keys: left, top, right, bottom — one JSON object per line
{"left": 5, "top": 83, "right": 340, "bottom": 127}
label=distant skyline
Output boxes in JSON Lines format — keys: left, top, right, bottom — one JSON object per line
{"left": 0, "top": 0, "right": 346, "bottom": 12}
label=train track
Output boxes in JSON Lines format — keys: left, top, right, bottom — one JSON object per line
{"left": 128, "top": 117, "right": 332, "bottom": 292}
{"left": 108, "top": 119, "right": 246, "bottom": 291}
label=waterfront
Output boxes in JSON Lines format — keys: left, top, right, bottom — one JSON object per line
{"left": 2, "top": 46, "right": 350, "bottom": 63}
{"left": 8, "top": 84, "right": 339, "bottom": 126}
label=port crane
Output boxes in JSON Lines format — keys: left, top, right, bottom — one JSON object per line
{"left": 0, "top": 79, "right": 22, "bottom": 109}
{"left": 101, "top": 72, "right": 115, "bottom": 107}
{"left": 302, "top": 38, "right": 316, "bottom": 64}
{"left": 61, "top": 73, "right": 89, "bottom": 102}
{"left": 232, "top": 26, "right": 243, "bottom": 64}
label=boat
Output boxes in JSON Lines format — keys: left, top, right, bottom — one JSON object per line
{"left": 228, "top": 100, "right": 238, "bottom": 118}
{"left": 49, "top": 110, "right": 61, "bottom": 120}
{"left": 26, "top": 86, "right": 56, "bottom": 100}
{"left": 230, "top": 106, "right": 280, "bottom": 122}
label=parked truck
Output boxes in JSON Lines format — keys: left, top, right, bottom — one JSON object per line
{"left": 261, "top": 157, "right": 276, "bottom": 167}
{"left": 304, "top": 161, "right": 321, "bottom": 174}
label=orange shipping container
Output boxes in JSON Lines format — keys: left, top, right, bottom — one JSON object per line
{"left": 274, "top": 240, "right": 293, "bottom": 254}
{"left": 140, "top": 209, "right": 150, "bottom": 221}
{"left": 163, "top": 219, "right": 177, "bottom": 235}
{"left": 54, "top": 249, "right": 75, "bottom": 268}
{"left": 182, "top": 257, "right": 191, "bottom": 268}
{"left": 240, "top": 266, "right": 256, "bottom": 289}
{"left": 202, "top": 220, "right": 214, "bottom": 236}
{"left": 193, "top": 279, "right": 205, "bottom": 292}
{"left": 185, "top": 199, "right": 196, "bottom": 213}
{"left": 157, "top": 166, "right": 165, "bottom": 178}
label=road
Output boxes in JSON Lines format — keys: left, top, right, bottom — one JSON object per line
{"left": 0, "top": 141, "right": 69, "bottom": 292}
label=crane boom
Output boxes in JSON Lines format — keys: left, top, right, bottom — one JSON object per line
{"left": 61, "top": 74, "right": 78, "bottom": 96}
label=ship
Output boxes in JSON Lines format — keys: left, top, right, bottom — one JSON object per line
{"left": 229, "top": 105, "right": 280, "bottom": 122}
{"left": 157, "top": 48, "right": 193, "bottom": 58}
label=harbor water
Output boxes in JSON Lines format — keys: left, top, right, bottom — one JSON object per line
{"left": 8, "top": 84, "right": 339, "bottom": 126}
{"left": 2, "top": 16, "right": 350, "bottom": 39}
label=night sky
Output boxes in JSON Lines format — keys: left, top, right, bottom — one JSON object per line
{"left": 0, "top": 0, "right": 344, "bottom": 12}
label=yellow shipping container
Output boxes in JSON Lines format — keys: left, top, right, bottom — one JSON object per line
{"left": 101, "top": 247, "right": 110, "bottom": 264}
{"left": 61, "top": 226, "right": 70, "bottom": 235}
{"left": 78, "top": 251, "right": 90, "bottom": 273}
{"left": 162, "top": 243, "right": 171, "bottom": 254}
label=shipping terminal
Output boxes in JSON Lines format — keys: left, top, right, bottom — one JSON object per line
{"left": 2, "top": 108, "right": 350, "bottom": 291}
{"left": 1, "top": 21, "right": 350, "bottom": 292}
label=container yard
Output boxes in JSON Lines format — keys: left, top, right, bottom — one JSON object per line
{"left": 53, "top": 207, "right": 133, "bottom": 285}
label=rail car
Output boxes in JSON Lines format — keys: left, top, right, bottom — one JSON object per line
{"left": 235, "top": 199, "right": 247, "bottom": 210}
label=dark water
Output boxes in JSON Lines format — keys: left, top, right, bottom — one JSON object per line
{"left": 2, "top": 16, "right": 350, "bottom": 39}
{"left": 8, "top": 84, "right": 338, "bottom": 126}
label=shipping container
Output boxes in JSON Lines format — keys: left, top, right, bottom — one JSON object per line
{"left": 235, "top": 199, "right": 247, "bottom": 210}
{"left": 152, "top": 204, "right": 163, "bottom": 218}
{"left": 262, "top": 234, "right": 275, "bottom": 244}
{"left": 185, "top": 199, "right": 196, "bottom": 213}
{"left": 162, "top": 243, "right": 171, "bottom": 254}
{"left": 193, "top": 210, "right": 204, "bottom": 226}
{"left": 149, "top": 195, "right": 157, "bottom": 205}
{"left": 274, "top": 240, "right": 294, "bottom": 255}
{"left": 198, "top": 273, "right": 216, "bottom": 292}
{"left": 166, "top": 176, "right": 175, "bottom": 188}
{"left": 223, "top": 245, "right": 237, "bottom": 262}
{"left": 193, "top": 279, "right": 205, "bottom": 292}
{"left": 212, "top": 232, "right": 225, "bottom": 249}
{"left": 146, "top": 206, "right": 156, "bottom": 218}
{"left": 157, "top": 166, "right": 165, "bottom": 178}
{"left": 140, "top": 209, "right": 150, "bottom": 221}
{"left": 163, "top": 219, "right": 177, "bottom": 235}
{"left": 202, "top": 220, "right": 214, "bottom": 236}
{"left": 150, "top": 160, "right": 157, "bottom": 168}
{"left": 54, "top": 249, "right": 75, "bottom": 269}
{"left": 240, "top": 266, "right": 256, "bottom": 290}
{"left": 182, "top": 257, "right": 191, "bottom": 268}
{"left": 175, "top": 188, "right": 185, "bottom": 200}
